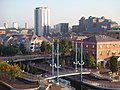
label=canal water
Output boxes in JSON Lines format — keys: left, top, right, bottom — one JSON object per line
{"left": 62, "top": 75, "right": 103, "bottom": 90}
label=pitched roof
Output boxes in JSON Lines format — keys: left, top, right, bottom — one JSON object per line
{"left": 31, "top": 35, "right": 50, "bottom": 43}
{"left": 83, "top": 35, "right": 119, "bottom": 42}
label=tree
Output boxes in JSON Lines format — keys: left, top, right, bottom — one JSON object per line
{"left": 88, "top": 56, "right": 95, "bottom": 68}
{"left": 30, "top": 66, "right": 34, "bottom": 73}
{"left": 0, "top": 61, "right": 21, "bottom": 80}
{"left": 0, "top": 44, "right": 4, "bottom": 56}
{"left": 19, "top": 43, "right": 26, "bottom": 54}
{"left": 25, "top": 65, "right": 30, "bottom": 72}
{"left": 110, "top": 56, "right": 118, "bottom": 73}
{"left": 0, "top": 62, "right": 11, "bottom": 74}
{"left": 21, "top": 64, "right": 26, "bottom": 70}
{"left": 40, "top": 41, "right": 47, "bottom": 52}
{"left": 8, "top": 64, "right": 21, "bottom": 80}
{"left": 60, "top": 38, "right": 69, "bottom": 54}
{"left": 2, "top": 46, "right": 19, "bottom": 56}
{"left": 46, "top": 43, "right": 52, "bottom": 54}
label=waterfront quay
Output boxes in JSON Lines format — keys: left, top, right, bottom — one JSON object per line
{"left": 63, "top": 74, "right": 120, "bottom": 90}
{"left": 1, "top": 55, "right": 120, "bottom": 90}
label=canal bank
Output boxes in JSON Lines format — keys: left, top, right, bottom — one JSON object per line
{"left": 62, "top": 74, "right": 120, "bottom": 90}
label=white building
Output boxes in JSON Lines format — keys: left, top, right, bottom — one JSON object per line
{"left": 13, "top": 22, "right": 18, "bottom": 29}
{"left": 34, "top": 6, "right": 50, "bottom": 36}
{"left": 25, "top": 35, "right": 51, "bottom": 52}
{"left": 4, "top": 23, "right": 8, "bottom": 28}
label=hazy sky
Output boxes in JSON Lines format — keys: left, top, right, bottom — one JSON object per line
{"left": 0, "top": 0, "right": 120, "bottom": 28}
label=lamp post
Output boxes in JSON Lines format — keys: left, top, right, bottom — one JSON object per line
{"left": 73, "top": 40, "right": 80, "bottom": 72}
{"left": 55, "top": 39, "right": 61, "bottom": 84}
{"left": 50, "top": 39, "right": 55, "bottom": 76}
{"left": 80, "top": 42, "right": 84, "bottom": 81}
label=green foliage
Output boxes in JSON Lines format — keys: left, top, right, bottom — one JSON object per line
{"left": 33, "top": 67, "right": 37, "bottom": 74}
{"left": 40, "top": 41, "right": 47, "bottom": 52}
{"left": 60, "top": 38, "right": 69, "bottom": 53}
{"left": 1, "top": 45, "right": 19, "bottom": 56}
{"left": 25, "top": 65, "right": 30, "bottom": 72}
{"left": 110, "top": 56, "right": 118, "bottom": 73}
{"left": 88, "top": 56, "right": 95, "bottom": 68}
{"left": 40, "top": 41, "right": 51, "bottom": 54}
{"left": 0, "top": 44, "right": 4, "bottom": 56}
{"left": 19, "top": 43, "right": 26, "bottom": 54}
{"left": 22, "top": 64, "right": 26, "bottom": 70}
{"left": 46, "top": 43, "right": 52, "bottom": 54}
{"left": 96, "top": 62, "right": 101, "bottom": 69}
{"left": 29, "top": 66, "right": 34, "bottom": 73}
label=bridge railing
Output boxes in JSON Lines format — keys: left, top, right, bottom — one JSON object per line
{"left": 83, "top": 79, "right": 120, "bottom": 89}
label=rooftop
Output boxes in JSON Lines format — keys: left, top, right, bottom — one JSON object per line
{"left": 83, "top": 35, "right": 119, "bottom": 42}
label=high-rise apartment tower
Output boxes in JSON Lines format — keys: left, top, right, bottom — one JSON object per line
{"left": 34, "top": 7, "right": 50, "bottom": 36}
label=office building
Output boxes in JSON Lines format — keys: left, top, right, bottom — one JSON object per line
{"left": 25, "top": 23, "right": 27, "bottom": 29}
{"left": 13, "top": 22, "right": 18, "bottom": 29}
{"left": 34, "top": 7, "right": 50, "bottom": 36}
{"left": 54, "top": 23, "right": 69, "bottom": 33}
{"left": 4, "top": 23, "right": 8, "bottom": 28}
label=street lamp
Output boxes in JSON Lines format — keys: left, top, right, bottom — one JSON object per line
{"left": 55, "top": 39, "right": 61, "bottom": 84}
{"left": 50, "top": 39, "right": 55, "bottom": 76}
{"left": 80, "top": 42, "right": 84, "bottom": 81}
{"left": 73, "top": 41, "right": 79, "bottom": 72}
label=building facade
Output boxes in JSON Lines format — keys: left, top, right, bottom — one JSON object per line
{"left": 34, "top": 7, "right": 50, "bottom": 36}
{"left": 13, "top": 22, "right": 18, "bottom": 29}
{"left": 79, "top": 16, "right": 118, "bottom": 33}
{"left": 54, "top": 23, "right": 69, "bottom": 33}
{"left": 4, "top": 23, "right": 8, "bottom": 28}
{"left": 75, "top": 35, "right": 120, "bottom": 67}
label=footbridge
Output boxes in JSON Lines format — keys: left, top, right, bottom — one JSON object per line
{"left": 45, "top": 69, "right": 91, "bottom": 80}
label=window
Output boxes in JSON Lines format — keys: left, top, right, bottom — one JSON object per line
{"left": 30, "top": 47, "right": 33, "bottom": 49}
{"left": 107, "top": 45, "right": 109, "bottom": 48}
{"left": 117, "top": 37, "right": 119, "bottom": 39}
{"left": 92, "top": 45, "right": 95, "bottom": 48}
{"left": 86, "top": 51, "right": 88, "bottom": 54}
{"left": 100, "top": 45, "right": 102, "bottom": 48}
{"left": 86, "top": 45, "right": 88, "bottom": 48}
{"left": 31, "top": 43, "right": 34, "bottom": 45}
{"left": 107, "top": 51, "right": 109, "bottom": 55}
{"left": 100, "top": 51, "right": 102, "bottom": 56}
{"left": 118, "top": 50, "right": 120, "bottom": 54}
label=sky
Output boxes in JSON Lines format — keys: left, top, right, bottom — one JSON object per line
{"left": 0, "top": 0, "right": 120, "bottom": 28}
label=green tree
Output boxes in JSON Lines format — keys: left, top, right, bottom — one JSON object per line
{"left": 46, "top": 43, "right": 52, "bottom": 54}
{"left": 25, "top": 65, "right": 30, "bottom": 72}
{"left": 2, "top": 46, "right": 19, "bottom": 56}
{"left": 88, "top": 56, "right": 95, "bottom": 68}
{"left": 0, "top": 44, "right": 4, "bottom": 56}
{"left": 19, "top": 43, "right": 26, "bottom": 54}
{"left": 22, "top": 64, "right": 26, "bottom": 70}
{"left": 40, "top": 41, "right": 47, "bottom": 52}
{"left": 68, "top": 39, "right": 73, "bottom": 51}
{"left": 30, "top": 66, "right": 34, "bottom": 73}
{"left": 110, "top": 56, "right": 118, "bottom": 73}
{"left": 60, "top": 38, "right": 69, "bottom": 54}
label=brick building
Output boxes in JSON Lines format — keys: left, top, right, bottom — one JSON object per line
{"left": 76, "top": 35, "right": 120, "bottom": 67}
